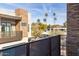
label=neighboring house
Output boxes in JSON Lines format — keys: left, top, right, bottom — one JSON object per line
{"left": 0, "top": 8, "right": 30, "bottom": 44}
{"left": 50, "top": 25, "right": 67, "bottom": 35}
{"left": 51, "top": 25, "right": 67, "bottom": 31}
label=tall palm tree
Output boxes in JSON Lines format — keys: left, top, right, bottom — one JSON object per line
{"left": 53, "top": 13, "right": 57, "bottom": 25}
{"left": 45, "top": 12, "right": 48, "bottom": 17}
{"left": 54, "top": 17, "right": 57, "bottom": 25}
{"left": 43, "top": 13, "right": 48, "bottom": 23}
{"left": 43, "top": 12, "right": 48, "bottom": 32}
{"left": 43, "top": 18, "right": 46, "bottom": 23}
{"left": 53, "top": 12, "right": 57, "bottom": 35}
{"left": 37, "top": 18, "right": 40, "bottom": 24}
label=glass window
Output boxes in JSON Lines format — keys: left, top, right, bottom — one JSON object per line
{"left": 1, "top": 22, "right": 11, "bottom": 32}
{"left": 1, "top": 22, "right": 12, "bottom": 37}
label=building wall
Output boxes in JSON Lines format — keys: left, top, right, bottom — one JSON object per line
{"left": 15, "top": 20, "right": 20, "bottom": 31}
{"left": 0, "top": 19, "right": 16, "bottom": 32}
{"left": 28, "top": 13, "right": 32, "bottom": 37}
{"left": 0, "top": 20, "right": 1, "bottom": 32}
{"left": 67, "top": 3, "right": 79, "bottom": 55}
{"left": 12, "top": 25, "right": 15, "bottom": 31}
{"left": 15, "top": 8, "right": 28, "bottom": 37}
{"left": 0, "top": 20, "right": 1, "bottom": 38}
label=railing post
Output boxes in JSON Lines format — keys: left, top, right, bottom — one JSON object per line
{"left": 49, "top": 37, "right": 51, "bottom": 56}
{"left": 50, "top": 35, "right": 60, "bottom": 56}
{"left": 26, "top": 43, "right": 30, "bottom": 56}
{"left": 58, "top": 35, "right": 61, "bottom": 56}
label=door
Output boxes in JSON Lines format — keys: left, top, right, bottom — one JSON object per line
{"left": 1, "top": 22, "right": 11, "bottom": 37}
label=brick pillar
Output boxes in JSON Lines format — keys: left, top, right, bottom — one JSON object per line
{"left": 67, "top": 3, "right": 79, "bottom": 56}
{"left": 15, "top": 8, "right": 28, "bottom": 37}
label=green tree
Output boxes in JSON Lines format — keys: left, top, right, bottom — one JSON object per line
{"left": 39, "top": 23, "right": 47, "bottom": 31}
{"left": 31, "top": 23, "right": 48, "bottom": 37}
{"left": 47, "top": 24, "right": 51, "bottom": 31}
{"left": 32, "top": 30, "right": 42, "bottom": 38}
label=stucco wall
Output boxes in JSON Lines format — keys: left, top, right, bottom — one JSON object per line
{"left": 15, "top": 8, "right": 28, "bottom": 37}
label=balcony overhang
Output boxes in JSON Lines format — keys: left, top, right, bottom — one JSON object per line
{"left": 0, "top": 14, "right": 21, "bottom": 21}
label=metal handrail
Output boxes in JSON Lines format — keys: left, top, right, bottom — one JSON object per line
{"left": 0, "top": 31, "right": 21, "bottom": 38}
{"left": 0, "top": 31, "right": 22, "bottom": 44}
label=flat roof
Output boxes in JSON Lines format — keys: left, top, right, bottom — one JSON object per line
{"left": 0, "top": 13, "right": 21, "bottom": 21}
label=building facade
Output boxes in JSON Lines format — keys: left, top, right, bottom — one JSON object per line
{"left": 0, "top": 8, "right": 30, "bottom": 44}
{"left": 67, "top": 3, "right": 79, "bottom": 55}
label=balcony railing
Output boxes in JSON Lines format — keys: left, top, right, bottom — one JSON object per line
{"left": 0, "top": 31, "right": 22, "bottom": 44}
{"left": 0, "top": 35, "right": 60, "bottom": 56}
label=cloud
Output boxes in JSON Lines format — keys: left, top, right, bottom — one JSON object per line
{"left": 0, "top": 7, "right": 14, "bottom": 13}
{"left": 0, "top": 3, "right": 66, "bottom": 25}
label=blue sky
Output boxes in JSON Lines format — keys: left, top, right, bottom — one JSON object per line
{"left": 0, "top": 3, "right": 66, "bottom": 25}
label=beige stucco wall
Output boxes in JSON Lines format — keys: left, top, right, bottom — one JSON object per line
{"left": 0, "top": 20, "right": 1, "bottom": 38}
{"left": 15, "top": 8, "right": 28, "bottom": 37}
{"left": 0, "top": 20, "right": 1, "bottom": 32}
{"left": 28, "top": 13, "right": 31, "bottom": 37}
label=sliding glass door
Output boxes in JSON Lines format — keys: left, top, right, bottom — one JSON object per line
{"left": 1, "top": 22, "right": 12, "bottom": 37}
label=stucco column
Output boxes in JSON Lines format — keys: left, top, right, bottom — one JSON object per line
{"left": 0, "top": 17, "right": 1, "bottom": 38}
{"left": 15, "top": 20, "right": 20, "bottom": 31}
{"left": 15, "top": 8, "right": 28, "bottom": 37}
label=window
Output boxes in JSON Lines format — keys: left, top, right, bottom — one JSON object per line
{"left": 1, "top": 22, "right": 12, "bottom": 37}
{"left": 1, "top": 22, "right": 11, "bottom": 32}
{"left": 21, "top": 22, "right": 27, "bottom": 26}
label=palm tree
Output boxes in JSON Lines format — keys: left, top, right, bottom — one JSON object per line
{"left": 43, "top": 13, "right": 48, "bottom": 32}
{"left": 45, "top": 12, "right": 48, "bottom": 17}
{"left": 43, "top": 18, "right": 46, "bottom": 23}
{"left": 53, "top": 13, "right": 57, "bottom": 25}
{"left": 54, "top": 17, "right": 57, "bottom": 25}
{"left": 53, "top": 12, "right": 57, "bottom": 35}
{"left": 43, "top": 13, "right": 48, "bottom": 31}
{"left": 43, "top": 13, "right": 48, "bottom": 23}
{"left": 37, "top": 18, "right": 40, "bottom": 24}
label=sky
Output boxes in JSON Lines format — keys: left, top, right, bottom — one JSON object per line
{"left": 0, "top": 3, "right": 66, "bottom": 25}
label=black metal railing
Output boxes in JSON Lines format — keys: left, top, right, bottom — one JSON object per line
{"left": 0, "top": 35, "right": 60, "bottom": 56}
